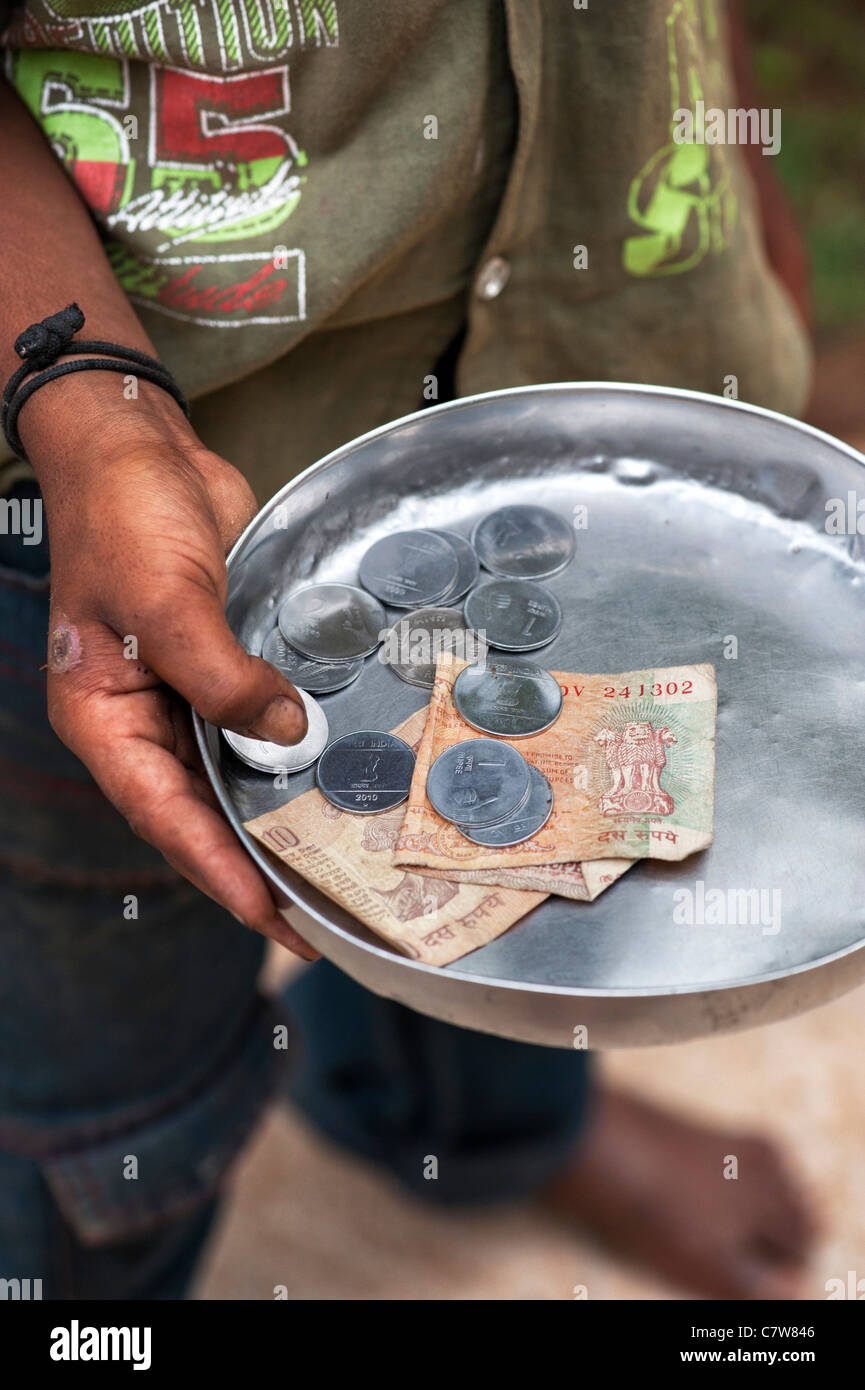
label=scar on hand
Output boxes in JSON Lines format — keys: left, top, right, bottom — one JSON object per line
{"left": 49, "top": 621, "right": 83, "bottom": 672}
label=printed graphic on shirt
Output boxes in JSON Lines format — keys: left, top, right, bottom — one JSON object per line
{"left": 623, "top": 0, "right": 737, "bottom": 277}
{"left": 6, "top": 0, "right": 339, "bottom": 71}
{"left": 105, "top": 244, "right": 306, "bottom": 326}
{"left": 4, "top": 2, "right": 340, "bottom": 326}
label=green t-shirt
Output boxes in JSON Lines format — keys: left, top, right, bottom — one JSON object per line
{"left": 1, "top": 0, "right": 810, "bottom": 500}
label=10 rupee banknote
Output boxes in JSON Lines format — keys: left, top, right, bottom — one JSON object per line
{"left": 243, "top": 705, "right": 633, "bottom": 966}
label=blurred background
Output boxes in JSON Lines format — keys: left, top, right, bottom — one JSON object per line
{"left": 195, "top": 1, "right": 865, "bottom": 1299}
{"left": 749, "top": 0, "right": 865, "bottom": 448}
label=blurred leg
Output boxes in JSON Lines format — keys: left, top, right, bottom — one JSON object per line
{"left": 283, "top": 959, "right": 594, "bottom": 1205}
{"left": 0, "top": 1149, "right": 218, "bottom": 1301}
{"left": 0, "top": 484, "right": 277, "bottom": 1298}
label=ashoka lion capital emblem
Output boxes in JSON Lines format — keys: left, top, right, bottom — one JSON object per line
{"left": 594, "top": 720, "right": 677, "bottom": 817}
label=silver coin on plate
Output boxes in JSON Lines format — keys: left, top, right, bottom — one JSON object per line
{"left": 429, "top": 529, "right": 480, "bottom": 605}
{"left": 278, "top": 582, "right": 385, "bottom": 662}
{"left": 359, "top": 529, "right": 458, "bottom": 608}
{"left": 458, "top": 764, "right": 554, "bottom": 846}
{"left": 384, "top": 606, "right": 474, "bottom": 688}
{"left": 261, "top": 627, "right": 364, "bottom": 693}
{"left": 221, "top": 688, "right": 329, "bottom": 773}
{"left": 472, "top": 504, "right": 575, "bottom": 579}
{"left": 426, "top": 737, "right": 531, "bottom": 827}
{"left": 316, "top": 731, "right": 416, "bottom": 813}
{"left": 464, "top": 578, "right": 562, "bottom": 651}
{"left": 453, "top": 658, "right": 563, "bottom": 738}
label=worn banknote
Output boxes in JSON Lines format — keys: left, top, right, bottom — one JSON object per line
{"left": 243, "top": 704, "right": 633, "bottom": 966}
{"left": 394, "top": 657, "right": 717, "bottom": 872}
{"left": 244, "top": 800, "right": 546, "bottom": 967}
{"left": 382, "top": 708, "right": 633, "bottom": 899}
{"left": 414, "top": 856, "right": 633, "bottom": 902}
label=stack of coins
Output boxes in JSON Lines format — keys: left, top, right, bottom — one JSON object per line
{"left": 367, "top": 508, "right": 572, "bottom": 687}
{"left": 426, "top": 737, "right": 553, "bottom": 847}
{"left": 222, "top": 506, "right": 574, "bottom": 799}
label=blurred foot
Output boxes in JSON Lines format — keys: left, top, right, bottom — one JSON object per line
{"left": 540, "top": 1088, "right": 817, "bottom": 1299}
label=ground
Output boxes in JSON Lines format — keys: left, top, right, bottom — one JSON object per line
{"left": 195, "top": 961, "right": 865, "bottom": 1301}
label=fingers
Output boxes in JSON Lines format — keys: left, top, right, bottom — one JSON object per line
{"left": 47, "top": 638, "right": 318, "bottom": 961}
{"left": 93, "top": 730, "right": 318, "bottom": 960}
{"left": 121, "top": 586, "right": 307, "bottom": 746}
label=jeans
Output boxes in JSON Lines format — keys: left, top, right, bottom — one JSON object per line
{"left": 0, "top": 483, "right": 592, "bottom": 1298}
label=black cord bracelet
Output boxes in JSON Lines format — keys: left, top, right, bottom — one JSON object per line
{"left": 1, "top": 303, "right": 190, "bottom": 463}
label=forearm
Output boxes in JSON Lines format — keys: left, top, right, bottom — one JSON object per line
{"left": 0, "top": 77, "right": 195, "bottom": 481}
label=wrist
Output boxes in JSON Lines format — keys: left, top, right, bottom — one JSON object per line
{"left": 14, "top": 357, "right": 202, "bottom": 484}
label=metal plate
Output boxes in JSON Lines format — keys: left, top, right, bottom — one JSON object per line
{"left": 194, "top": 384, "right": 865, "bottom": 1049}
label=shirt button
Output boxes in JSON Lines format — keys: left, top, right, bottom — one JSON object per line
{"left": 475, "top": 256, "right": 511, "bottom": 300}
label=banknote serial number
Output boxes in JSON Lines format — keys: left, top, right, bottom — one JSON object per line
{"left": 558, "top": 681, "right": 695, "bottom": 699}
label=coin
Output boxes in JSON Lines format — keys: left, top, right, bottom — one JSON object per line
{"left": 472, "top": 505, "right": 575, "bottom": 579}
{"left": 453, "top": 659, "right": 563, "bottom": 738}
{"left": 458, "top": 764, "right": 554, "bottom": 846}
{"left": 261, "top": 627, "right": 364, "bottom": 693}
{"left": 316, "top": 731, "right": 416, "bottom": 814}
{"left": 429, "top": 529, "right": 480, "bottom": 605}
{"left": 359, "top": 529, "right": 458, "bottom": 608}
{"left": 384, "top": 607, "right": 475, "bottom": 688}
{"left": 221, "top": 688, "right": 329, "bottom": 774}
{"left": 426, "top": 738, "right": 531, "bottom": 826}
{"left": 464, "top": 579, "right": 562, "bottom": 651}
{"left": 278, "top": 583, "right": 386, "bottom": 662}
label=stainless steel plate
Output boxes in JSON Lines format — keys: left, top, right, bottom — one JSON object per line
{"left": 194, "top": 384, "right": 865, "bottom": 1049}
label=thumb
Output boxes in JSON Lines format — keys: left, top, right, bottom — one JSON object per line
{"left": 134, "top": 585, "right": 307, "bottom": 744}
